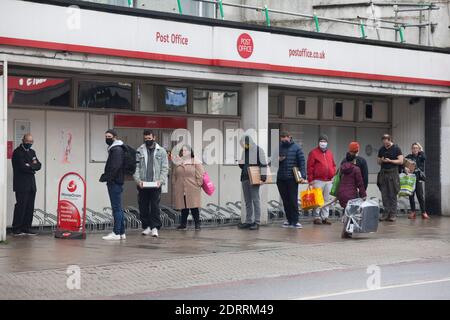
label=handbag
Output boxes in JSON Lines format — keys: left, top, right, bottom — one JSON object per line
{"left": 330, "top": 169, "right": 341, "bottom": 197}
{"left": 201, "top": 171, "right": 215, "bottom": 196}
{"left": 300, "top": 187, "right": 325, "bottom": 210}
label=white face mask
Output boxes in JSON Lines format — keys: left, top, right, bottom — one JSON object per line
{"left": 319, "top": 142, "right": 328, "bottom": 150}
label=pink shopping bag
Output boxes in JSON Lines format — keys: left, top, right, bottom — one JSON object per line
{"left": 202, "top": 171, "right": 215, "bottom": 196}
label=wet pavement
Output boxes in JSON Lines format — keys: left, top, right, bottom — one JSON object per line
{"left": 0, "top": 216, "right": 449, "bottom": 299}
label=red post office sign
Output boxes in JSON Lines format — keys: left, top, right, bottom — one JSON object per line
{"left": 55, "top": 172, "right": 87, "bottom": 239}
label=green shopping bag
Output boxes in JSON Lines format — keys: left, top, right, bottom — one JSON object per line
{"left": 330, "top": 169, "right": 341, "bottom": 197}
{"left": 398, "top": 173, "right": 416, "bottom": 197}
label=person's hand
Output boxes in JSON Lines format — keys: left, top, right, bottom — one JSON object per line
{"left": 260, "top": 175, "right": 267, "bottom": 183}
{"left": 139, "top": 181, "right": 144, "bottom": 189}
{"left": 156, "top": 181, "right": 161, "bottom": 188}
{"left": 308, "top": 181, "right": 314, "bottom": 187}
{"left": 383, "top": 158, "right": 391, "bottom": 163}
{"left": 279, "top": 155, "right": 286, "bottom": 162}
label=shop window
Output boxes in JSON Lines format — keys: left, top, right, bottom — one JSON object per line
{"left": 297, "top": 99, "right": 306, "bottom": 116}
{"left": 365, "top": 103, "right": 373, "bottom": 120}
{"left": 8, "top": 76, "right": 71, "bottom": 107}
{"left": 269, "top": 96, "right": 279, "bottom": 115}
{"left": 334, "top": 101, "right": 343, "bottom": 118}
{"left": 193, "top": 89, "right": 238, "bottom": 116}
{"left": 78, "top": 80, "right": 132, "bottom": 109}
{"left": 156, "top": 86, "right": 188, "bottom": 113}
{"left": 138, "top": 83, "right": 155, "bottom": 112}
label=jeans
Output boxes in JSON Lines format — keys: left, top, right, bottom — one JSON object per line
{"left": 107, "top": 183, "right": 125, "bottom": 235}
{"left": 242, "top": 180, "right": 261, "bottom": 224}
{"left": 277, "top": 179, "right": 299, "bottom": 225}
{"left": 312, "top": 180, "right": 332, "bottom": 220}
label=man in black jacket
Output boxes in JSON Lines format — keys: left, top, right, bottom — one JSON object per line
{"left": 100, "top": 129, "right": 126, "bottom": 241}
{"left": 11, "top": 134, "right": 41, "bottom": 236}
{"left": 277, "top": 132, "right": 306, "bottom": 229}
{"left": 341, "top": 142, "right": 368, "bottom": 190}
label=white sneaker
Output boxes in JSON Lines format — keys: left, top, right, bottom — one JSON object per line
{"left": 102, "top": 233, "right": 121, "bottom": 241}
{"left": 282, "top": 221, "right": 290, "bottom": 228}
{"left": 120, "top": 234, "right": 126, "bottom": 240}
{"left": 293, "top": 223, "right": 303, "bottom": 229}
{"left": 142, "top": 227, "right": 151, "bottom": 236}
{"left": 151, "top": 228, "right": 159, "bottom": 238}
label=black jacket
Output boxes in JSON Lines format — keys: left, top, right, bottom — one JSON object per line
{"left": 239, "top": 144, "right": 267, "bottom": 182}
{"left": 12, "top": 144, "right": 42, "bottom": 193}
{"left": 277, "top": 139, "right": 306, "bottom": 181}
{"left": 100, "top": 141, "right": 125, "bottom": 185}
{"left": 341, "top": 156, "right": 369, "bottom": 190}
{"left": 405, "top": 152, "right": 426, "bottom": 181}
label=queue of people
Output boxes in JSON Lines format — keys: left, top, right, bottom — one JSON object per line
{"left": 10, "top": 129, "right": 429, "bottom": 240}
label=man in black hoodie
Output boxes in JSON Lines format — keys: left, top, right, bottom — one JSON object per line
{"left": 100, "top": 129, "right": 125, "bottom": 241}
{"left": 11, "top": 133, "right": 41, "bottom": 236}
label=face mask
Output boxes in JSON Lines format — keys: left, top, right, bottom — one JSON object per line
{"left": 319, "top": 142, "right": 328, "bottom": 150}
{"left": 105, "top": 138, "right": 114, "bottom": 146}
{"left": 281, "top": 140, "right": 290, "bottom": 146}
{"left": 145, "top": 140, "right": 155, "bottom": 148}
{"left": 23, "top": 143, "right": 32, "bottom": 150}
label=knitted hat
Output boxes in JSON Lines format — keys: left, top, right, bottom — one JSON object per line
{"left": 318, "top": 134, "right": 328, "bottom": 142}
{"left": 349, "top": 142, "right": 360, "bottom": 153}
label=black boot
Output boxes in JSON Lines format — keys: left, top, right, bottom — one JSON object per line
{"left": 178, "top": 210, "right": 189, "bottom": 230}
{"left": 192, "top": 209, "right": 201, "bottom": 230}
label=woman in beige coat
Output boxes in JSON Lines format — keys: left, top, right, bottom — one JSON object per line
{"left": 172, "top": 145, "right": 205, "bottom": 230}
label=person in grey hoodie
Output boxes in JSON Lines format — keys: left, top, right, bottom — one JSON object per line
{"left": 133, "top": 129, "right": 169, "bottom": 238}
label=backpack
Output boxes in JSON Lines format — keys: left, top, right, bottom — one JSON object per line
{"left": 121, "top": 145, "right": 137, "bottom": 176}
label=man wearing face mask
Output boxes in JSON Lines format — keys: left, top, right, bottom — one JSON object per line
{"left": 277, "top": 132, "right": 306, "bottom": 229}
{"left": 100, "top": 129, "right": 126, "bottom": 241}
{"left": 133, "top": 129, "right": 169, "bottom": 238}
{"left": 307, "top": 134, "right": 336, "bottom": 225}
{"left": 11, "top": 133, "right": 42, "bottom": 236}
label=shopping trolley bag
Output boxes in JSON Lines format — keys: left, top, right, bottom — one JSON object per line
{"left": 300, "top": 187, "right": 324, "bottom": 210}
{"left": 398, "top": 173, "right": 416, "bottom": 197}
{"left": 342, "top": 198, "right": 379, "bottom": 238}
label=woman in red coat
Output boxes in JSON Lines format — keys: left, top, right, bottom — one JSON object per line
{"left": 338, "top": 153, "right": 367, "bottom": 209}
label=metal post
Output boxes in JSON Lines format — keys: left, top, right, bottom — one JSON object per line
{"left": 398, "top": 26, "right": 405, "bottom": 43}
{"left": 313, "top": 14, "right": 320, "bottom": 32}
{"left": 360, "top": 20, "right": 367, "bottom": 39}
{"left": 177, "top": 0, "right": 183, "bottom": 14}
{"left": 264, "top": 5, "right": 270, "bottom": 27}
{"left": 217, "top": 0, "right": 224, "bottom": 19}
{"left": 0, "top": 60, "right": 8, "bottom": 242}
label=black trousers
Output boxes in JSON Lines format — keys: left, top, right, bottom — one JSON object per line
{"left": 277, "top": 179, "right": 299, "bottom": 225}
{"left": 138, "top": 188, "right": 162, "bottom": 230}
{"left": 409, "top": 181, "right": 426, "bottom": 213}
{"left": 180, "top": 208, "right": 200, "bottom": 227}
{"left": 12, "top": 191, "right": 36, "bottom": 233}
